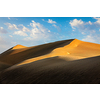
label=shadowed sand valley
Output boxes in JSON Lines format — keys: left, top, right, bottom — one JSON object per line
{"left": 0, "top": 39, "right": 100, "bottom": 84}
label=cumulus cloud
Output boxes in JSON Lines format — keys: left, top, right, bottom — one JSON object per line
{"left": 17, "top": 24, "right": 30, "bottom": 32}
{"left": 47, "top": 19, "right": 61, "bottom": 31}
{"left": 88, "top": 21, "right": 92, "bottom": 25}
{"left": 48, "top": 30, "right": 50, "bottom": 32}
{"left": 47, "top": 19, "right": 56, "bottom": 24}
{"left": 9, "top": 35, "right": 13, "bottom": 37}
{"left": 69, "top": 17, "right": 100, "bottom": 33}
{"left": 24, "top": 20, "right": 52, "bottom": 41}
{"left": 82, "top": 34, "right": 100, "bottom": 44}
{"left": 81, "top": 32, "right": 85, "bottom": 35}
{"left": 94, "top": 17, "right": 100, "bottom": 24}
{"left": 70, "top": 18, "right": 100, "bottom": 44}
{"left": 23, "top": 20, "right": 61, "bottom": 46}
{"left": 14, "top": 31, "right": 28, "bottom": 36}
{"left": 52, "top": 24, "right": 57, "bottom": 28}
{"left": 5, "top": 23, "right": 18, "bottom": 30}
{"left": 30, "top": 20, "right": 50, "bottom": 34}
{"left": 69, "top": 19, "right": 84, "bottom": 29}
{"left": 5, "top": 23, "right": 30, "bottom": 36}
{"left": 2, "top": 20, "right": 60, "bottom": 49}
{"left": 0, "top": 27, "right": 8, "bottom": 34}
{"left": 5, "top": 23, "right": 30, "bottom": 32}
{"left": 42, "top": 19, "right": 44, "bottom": 21}
{"left": 52, "top": 24, "right": 61, "bottom": 31}
{"left": 8, "top": 17, "right": 10, "bottom": 20}
{"left": 4, "top": 21, "right": 56, "bottom": 43}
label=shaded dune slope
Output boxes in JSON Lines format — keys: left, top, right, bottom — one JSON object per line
{"left": 0, "top": 56, "right": 100, "bottom": 84}
{"left": 14, "top": 39, "right": 100, "bottom": 66}
{"left": 0, "top": 39, "right": 73, "bottom": 65}
{"left": 0, "top": 61, "right": 11, "bottom": 71}
{"left": 0, "top": 39, "right": 100, "bottom": 84}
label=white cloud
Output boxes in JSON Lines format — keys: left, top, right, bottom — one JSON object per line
{"left": 82, "top": 34, "right": 100, "bottom": 44}
{"left": 82, "top": 32, "right": 85, "bottom": 35}
{"left": 47, "top": 19, "right": 56, "bottom": 24}
{"left": 22, "top": 26, "right": 30, "bottom": 32}
{"left": 30, "top": 20, "right": 49, "bottom": 33}
{"left": 48, "top": 30, "right": 50, "bottom": 32}
{"left": 5, "top": 23, "right": 30, "bottom": 32}
{"left": 94, "top": 17, "right": 100, "bottom": 24}
{"left": 88, "top": 21, "right": 92, "bottom": 25}
{"left": 5, "top": 23, "right": 18, "bottom": 30}
{"left": 3, "top": 20, "right": 60, "bottom": 49}
{"left": 8, "top": 17, "right": 10, "bottom": 20}
{"left": 92, "top": 30, "right": 96, "bottom": 33}
{"left": 17, "top": 24, "right": 30, "bottom": 32}
{"left": 9, "top": 35, "right": 13, "bottom": 37}
{"left": 69, "top": 19, "right": 84, "bottom": 29}
{"left": 46, "top": 19, "right": 61, "bottom": 31}
{"left": 69, "top": 18, "right": 100, "bottom": 33}
{"left": 14, "top": 31, "right": 28, "bottom": 36}
{"left": 52, "top": 24, "right": 61, "bottom": 31}
{"left": 24, "top": 20, "right": 59, "bottom": 44}
{"left": 4, "top": 21, "right": 53, "bottom": 41}
{"left": 24, "top": 20, "right": 51, "bottom": 41}
{"left": 52, "top": 24, "right": 57, "bottom": 28}
{"left": 42, "top": 19, "right": 44, "bottom": 21}
{"left": 69, "top": 18, "right": 100, "bottom": 44}
{"left": 5, "top": 23, "right": 30, "bottom": 37}
{"left": 30, "top": 20, "right": 42, "bottom": 28}
{"left": 0, "top": 27, "right": 8, "bottom": 34}
{"left": 82, "top": 35, "right": 95, "bottom": 42}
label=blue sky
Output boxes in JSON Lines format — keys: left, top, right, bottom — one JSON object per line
{"left": 0, "top": 17, "right": 100, "bottom": 53}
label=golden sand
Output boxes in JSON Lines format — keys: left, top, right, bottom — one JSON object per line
{"left": 12, "top": 44, "right": 26, "bottom": 49}
{"left": 0, "top": 39, "right": 100, "bottom": 83}
{"left": 16, "top": 39, "right": 100, "bottom": 66}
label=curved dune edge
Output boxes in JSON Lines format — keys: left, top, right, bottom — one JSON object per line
{"left": 12, "top": 44, "right": 27, "bottom": 49}
{"left": 12, "top": 39, "right": 83, "bottom": 66}
{"left": 0, "top": 39, "right": 73, "bottom": 65}
{"left": 0, "top": 39, "right": 100, "bottom": 68}
{"left": 1, "top": 55, "right": 100, "bottom": 84}
{"left": 0, "top": 61, "right": 11, "bottom": 71}
{"left": 0, "top": 39, "right": 100, "bottom": 83}
{"left": 15, "top": 39, "right": 100, "bottom": 66}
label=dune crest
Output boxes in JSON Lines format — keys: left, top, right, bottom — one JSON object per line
{"left": 9, "top": 39, "right": 100, "bottom": 66}
{"left": 0, "top": 39, "right": 73, "bottom": 65}
{"left": 12, "top": 44, "right": 27, "bottom": 49}
{"left": 0, "top": 39, "right": 100, "bottom": 66}
{"left": 0, "top": 39, "right": 100, "bottom": 84}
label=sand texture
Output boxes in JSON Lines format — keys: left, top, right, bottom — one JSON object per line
{"left": 0, "top": 39, "right": 100, "bottom": 84}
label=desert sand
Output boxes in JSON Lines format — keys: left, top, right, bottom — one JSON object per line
{"left": 0, "top": 39, "right": 100, "bottom": 84}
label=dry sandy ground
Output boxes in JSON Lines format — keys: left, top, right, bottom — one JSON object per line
{"left": 0, "top": 39, "right": 100, "bottom": 84}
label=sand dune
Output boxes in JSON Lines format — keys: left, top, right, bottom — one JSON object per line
{"left": 12, "top": 44, "right": 26, "bottom": 49}
{"left": 0, "top": 39, "right": 100, "bottom": 84}
{"left": 0, "top": 39, "right": 73, "bottom": 65}
{"left": 14, "top": 39, "right": 100, "bottom": 66}
{"left": 0, "top": 61, "right": 11, "bottom": 71}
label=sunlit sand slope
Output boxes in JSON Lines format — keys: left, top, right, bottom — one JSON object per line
{"left": 12, "top": 45, "right": 26, "bottom": 49}
{"left": 0, "top": 39, "right": 100, "bottom": 84}
{"left": 0, "top": 39, "right": 73, "bottom": 65}
{"left": 16, "top": 39, "right": 100, "bottom": 66}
